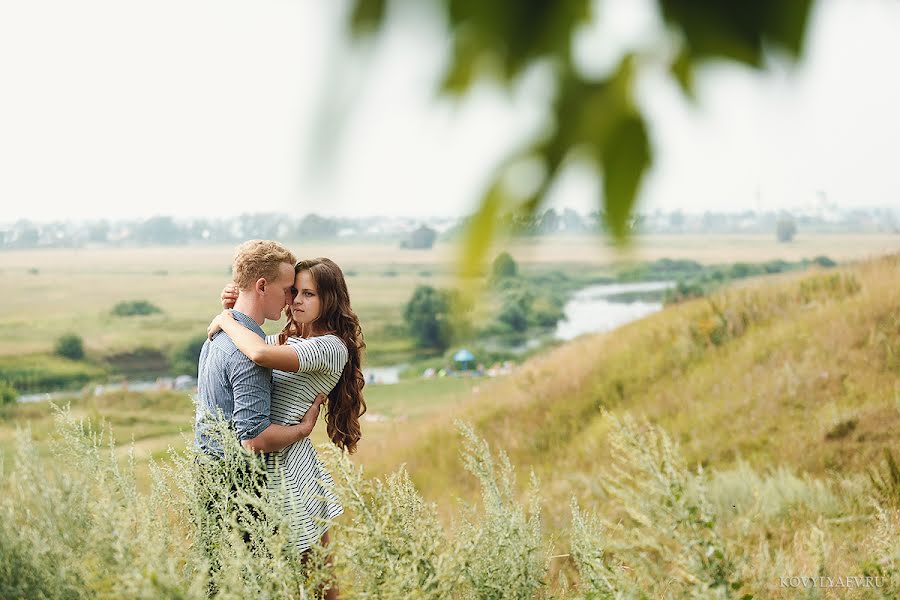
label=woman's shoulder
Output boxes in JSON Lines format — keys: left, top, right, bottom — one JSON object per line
{"left": 286, "top": 334, "right": 348, "bottom": 357}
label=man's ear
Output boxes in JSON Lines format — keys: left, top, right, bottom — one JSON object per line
{"left": 255, "top": 277, "right": 267, "bottom": 295}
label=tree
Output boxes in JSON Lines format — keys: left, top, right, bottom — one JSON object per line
{"left": 401, "top": 225, "right": 438, "bottom": 249}
{"left": 561, "top": 208, "right": 586, "bottom": 233}
{"left": 346, "top": 0, "right": 815, "bottom": 268}
{"left": 0, "top": 380, "right": 17, "bottom": 406}
{"left": 491, "top": 252, "right": 518, "bottom": 280}
{"left": 296, "top": 213, "right": 339, "bottom": 239}
{"left": 776, "top": 218, "right": 797, "bottom": 243}
{"left": 537, "top": 209, "right": 560, "bottom": 235}
{"left": 135, "top": 216, "right": 185, "bottom": 245}
{"left": 404, "top": 285, "right": 454, "bottom": 351}
{"left": 55, "top": 334, "right": 85, "bottom": 360}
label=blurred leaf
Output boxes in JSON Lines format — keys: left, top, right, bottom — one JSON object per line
{"left": 658, "top": 0, "right": 814, "bottom": 67}
{"left": 599, "top": 114, "right": 651, "bottom": 241}
{"left": 350, "top": 0, "right": 388, "bottom": 36}
{"left": 459, "top": 180, "right": 507, "bottom": 278}
{"left": 342, "top": 0, "right": 815, "bottom": 267}
{"left": 442, "top": 0, "right": 591, "bottom": 87}
{"left": 670, "top": 46, "right": 695, "bottom": 99}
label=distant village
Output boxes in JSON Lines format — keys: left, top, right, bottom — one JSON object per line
{"left": 2, "top": 205, "right": 898, "bottom": 250}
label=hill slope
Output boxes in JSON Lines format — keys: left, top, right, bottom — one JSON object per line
{"left": 363, "top": 254, "right": 900, "bottom": 516}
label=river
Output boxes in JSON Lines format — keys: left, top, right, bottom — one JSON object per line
{"left": 553, "top": 280, "right": 674, "bottom": 341}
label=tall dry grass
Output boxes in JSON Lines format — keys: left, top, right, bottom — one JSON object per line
{"left": 2, "top": 406, "right": 897, "bottom": 598}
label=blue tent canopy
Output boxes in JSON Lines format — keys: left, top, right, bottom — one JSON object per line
{"left": 453, "top": 349, "right": 475, "bottom": 363}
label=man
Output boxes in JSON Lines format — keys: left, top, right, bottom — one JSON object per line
{"left": 194, "top": 239, "right": 323, "bottom": 456}
{"left": 192, "top": 240, "right": 323, "bottom": 588}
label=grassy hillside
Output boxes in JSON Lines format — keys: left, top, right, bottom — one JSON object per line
{"left": 363, "top": 254, "right": 900, "bottom": 515}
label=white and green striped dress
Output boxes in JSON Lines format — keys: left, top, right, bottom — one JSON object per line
{"left": 264, "top": 333, "right": 347, "bottom": 552}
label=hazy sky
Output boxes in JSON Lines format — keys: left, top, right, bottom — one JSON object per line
{"left": 1, "top": 0, "right": 898, "bottom": 222}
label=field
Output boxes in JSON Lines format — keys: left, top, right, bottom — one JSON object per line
{"left": 1, "top": 236, "right": 899, "bottom": 597}
{"left": 1, "top": 233, "right": 897, "bottom": 360}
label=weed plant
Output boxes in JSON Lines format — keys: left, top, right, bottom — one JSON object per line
{"left": 2, "top": 407, "right": 898, "bottom": 598}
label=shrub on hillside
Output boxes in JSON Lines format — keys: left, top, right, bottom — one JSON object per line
{"left": 869, "top": 449, "right": 900, "bottom": 508}
{"left": 111, "top": 300, "right": 163, "bottom": 317}
{"left": 54, "top": 334, "right": 85, "bottom": 360}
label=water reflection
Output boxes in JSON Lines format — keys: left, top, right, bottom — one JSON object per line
{"left": 554, "top": 281, "right": 674, "bottom": 341}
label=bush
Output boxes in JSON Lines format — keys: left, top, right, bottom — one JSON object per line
{"left": 497, "top": 292, "right": 531, "bottom": 333}
{"left": 529, "top": 296, "right": 565, "bottom": 328}
{"left": 0, "top": 380, "right": 16, "bottom": 406}
{"left": 54, "top": 334, "right": 85, "bottom": 360}
{"left": 170, "top": 334, "right": 208, "bottom": 377}
{"left": 111, "top": 300, "right": 163, "bottom": 317}
{"left": 491, "top": 252, "right": 518, "bottom": 280}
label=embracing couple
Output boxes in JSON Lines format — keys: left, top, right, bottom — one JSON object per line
{"left": 193, "top": 239, "right": 365, "bottom": 599}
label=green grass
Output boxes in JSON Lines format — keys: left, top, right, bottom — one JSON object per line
{"left": 0, "top": 354, "right": 108, "bottom": 393}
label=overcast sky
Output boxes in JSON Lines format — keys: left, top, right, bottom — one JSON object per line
{"left": 1, "top": 0, "right": 898, "bottom": 223}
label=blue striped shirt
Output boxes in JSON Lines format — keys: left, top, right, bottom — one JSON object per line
{"left": 194, "top": 310, "right": 273, "bottom": 455}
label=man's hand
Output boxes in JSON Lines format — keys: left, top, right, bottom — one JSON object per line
{"left": 241, "top": 393, "right": 329, "bottom": 454}
{"left": 221, "top": 283, "right": 238, "bottom": 310}
{"left": 298, "top": 393, "right": 327, "bottom": 437}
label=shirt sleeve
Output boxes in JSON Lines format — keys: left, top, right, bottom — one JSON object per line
{"left": 227, "top": 352, "right": 272, "bottom": 440}
{"left": 290, "top": 336, "right": 349, "bottom": 375}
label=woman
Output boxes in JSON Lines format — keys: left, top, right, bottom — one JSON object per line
{"left": 210, "top": 257, "right": 365, "bottom": 595}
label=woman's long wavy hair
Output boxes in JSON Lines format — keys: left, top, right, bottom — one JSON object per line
{"left": 277, "top": 258, "right": 366, "bottom": 453}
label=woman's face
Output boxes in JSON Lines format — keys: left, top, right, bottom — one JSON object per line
{"left": 289, "top": 270, "right": 322, "bottom": 329}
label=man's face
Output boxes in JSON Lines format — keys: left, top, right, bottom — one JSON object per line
{"left": 262, "top": 262, "right": 297, "bottom": 321}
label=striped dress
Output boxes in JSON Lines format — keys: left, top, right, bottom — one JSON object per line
{"left": 264, "top": 333, "right": 347, "bottom": 552}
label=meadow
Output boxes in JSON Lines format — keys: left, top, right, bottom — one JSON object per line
{"left": 1, "top": 233, "right": 896, "bottom": 374}
{"left": 0, "top": 236, "right": 898, "bottom": 598}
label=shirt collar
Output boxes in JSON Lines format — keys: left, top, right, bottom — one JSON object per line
{"left": 230, "top": 309, "right": 266, "bottom": 339}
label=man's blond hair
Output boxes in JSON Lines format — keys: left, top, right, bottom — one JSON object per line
{"left": 232, "top": 240, "right": 296, "bottom": 290}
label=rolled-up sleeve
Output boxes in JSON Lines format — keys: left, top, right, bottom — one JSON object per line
{"left": 228, "top": 353, "right": 272, "bottom": 440}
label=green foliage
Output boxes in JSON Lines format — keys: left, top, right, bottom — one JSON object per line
{"left": 571, "top": 413, "right": 743, "bottom": 597}
{"left": 404, "top": 285, "right": 455, "bottom": 351}
{"left": 0, "top": 354, "right": 106, "bottom": 393}
{"left": 0, "top": 380, "right": 16, "bottom": 406}
{"left": 170, "top": 334, "right": 208, "bottom": 377}
{"left": 491, "top": 251, "right": 518, "bottom": 280}
{"left": 347, "top": 0, "right": 814, "bottom": 265}
{"left": 497, "top": 291, "right": 532, "bottom": 333}
{"left": 54, "top": 333, "right": 85, "bottom": 361}
{"left": 660, "top": 257, "right": 839, "bottom": 305}
{"left": 111, "top": 300, "right": 163, "bottom": 317}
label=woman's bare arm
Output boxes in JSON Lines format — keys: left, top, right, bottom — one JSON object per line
{"left": 207, "top": 310, "right": 300, "bottom": 371}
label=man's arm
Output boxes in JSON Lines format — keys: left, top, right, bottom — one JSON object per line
{"left": 242, "top": 395, "right": 325, "bottom": 453}
{"left": 229, "top": 351, "right": 327, "bottom": 454}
